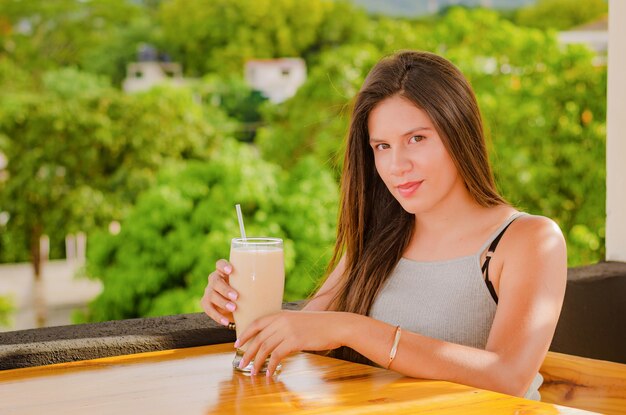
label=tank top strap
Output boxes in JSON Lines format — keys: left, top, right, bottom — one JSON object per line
{"left": 476, "top": 212, "right": 527, "bottom": 256}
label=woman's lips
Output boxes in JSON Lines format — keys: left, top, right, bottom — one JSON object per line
{"left": 396, "top": 180, "right": 423, "bottom": 197}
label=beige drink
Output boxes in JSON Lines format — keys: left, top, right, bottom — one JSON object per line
{"left": 229, "top": 237, "right": 284, "bottom": 372}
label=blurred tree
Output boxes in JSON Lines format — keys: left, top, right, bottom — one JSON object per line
{"left": 256, "top": 16, "right": 432, "bottom": 176}
{"left": 256, "top": 43, "right": 379, "bottom": 175}
{"left": 0, "top": 0, "right": 146, "bottom": 77}
{"left": 0, "top": 56, "right": 34, "bottom": 92}
{"left": 81, "top": 139, "right": 338, "bottom": 321}
{"left": 100, "top": 84, "right": 230, "bottom": 210}
{"left": 514, "top": 0, "right": 607, "bottom": 30}
{"left": 157, "top": 0, "right": 368, "bottom": 76}
{"left": 0, "top": 1, "right": 609, "bottom": 326}
{"left": 0, "top": 59, "right": 30, "bottom": 263}
{"left": 301, "top": 0, "right": 370, "bottom": 65}
{"left": 0, "top": 295, "right": 12, "bottom": 327}
{"left": 194, "top": 74, "right": 268, "bottom": 142}
{"left": 257, "top": 7, "right": 607, "bottom": 267}
{"left": 0, "top": 68, "right": 114, "bottom": 275}
{"left": 432, "top": 8, "right": 607, "bottom": 266}
{"left": 0, "top": 67, "right": 225, "bottom": 323}
{"left": 80, "top": 16, "right": 158, "bottom": 86}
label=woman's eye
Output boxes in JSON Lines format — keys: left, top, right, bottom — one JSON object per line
{"left": 409, "top": 135, "right": 426, "bottom": 143}
{"left": 375, "top": 143, "right": 390, "bottom": 151}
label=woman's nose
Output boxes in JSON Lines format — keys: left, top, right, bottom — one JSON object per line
{"left": 389, "top": 148, "right": 412, "bottom": 176}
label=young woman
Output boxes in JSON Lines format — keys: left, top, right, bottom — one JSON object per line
{"left": 201, "top": 50, "right": 567, "bottom": 400}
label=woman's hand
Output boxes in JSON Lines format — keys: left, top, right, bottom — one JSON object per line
{"left": 235, "top": 310, "right": 348, "bottom": 376}
{"left": 200, "top": 259, "right": 239, "bottom": 326}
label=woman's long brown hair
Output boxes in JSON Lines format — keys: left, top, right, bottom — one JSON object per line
{"left": 323, "top": 50, "right": 507, "bottom": 364}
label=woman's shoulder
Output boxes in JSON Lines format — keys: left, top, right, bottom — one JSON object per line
{"left": 513, "top": 213, "right": 564, "bottom": 238}
{"left": 505, "top": 213, "right": 566, "bottom": 258}
{"left": 490, "top": 212, "right": 567, "bottom": 292}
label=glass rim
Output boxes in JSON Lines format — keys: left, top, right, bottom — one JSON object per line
{"left": 231, "top": 237, "right": 283, "bottom": 245}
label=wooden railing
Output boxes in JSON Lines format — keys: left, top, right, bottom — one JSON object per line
{"left": 540, "top": 351, "right": 626, "bottom": 414}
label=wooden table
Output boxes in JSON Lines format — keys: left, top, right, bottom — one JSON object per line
{"left": 0, "top": 343, "right": 595, "bottom": 414}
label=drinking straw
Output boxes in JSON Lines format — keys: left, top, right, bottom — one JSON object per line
{"left": 235, "top": 204, "right": 247, "bottom": 240}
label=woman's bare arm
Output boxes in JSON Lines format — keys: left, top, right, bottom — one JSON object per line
{"left": 337, "top": 215, "right": 566, "bottom": 396}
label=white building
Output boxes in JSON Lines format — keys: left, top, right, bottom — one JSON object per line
{"left": 244, "top": 58, "right": 306, "bottom": 103}
{"left": 559, "top": 16, "right": 608, "bottom": 64}
{"left": 122, "top": 61, "right": 186, "bottom": 93}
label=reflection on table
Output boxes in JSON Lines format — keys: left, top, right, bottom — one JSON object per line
{"left": 0, "top": 343, "right": 593, "bottom": 414}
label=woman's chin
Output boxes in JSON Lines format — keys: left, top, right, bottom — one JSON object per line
{"left": 397, "top": 201, "right": 422, "bottom": 215}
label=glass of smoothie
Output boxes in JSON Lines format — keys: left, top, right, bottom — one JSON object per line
{"left": 229, "top": 237, "right": 285, "bottom": 373}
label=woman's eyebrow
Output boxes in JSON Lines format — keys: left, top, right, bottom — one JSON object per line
{"left": 402, "top": 127, "right": 432, "bottom": 135}
{"left": 368, "top": 137, "right": 386, "bottom": 144}
{"left": 369, "top": 127, "right": 432, "bottom": 143}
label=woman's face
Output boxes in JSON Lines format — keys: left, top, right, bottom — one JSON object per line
{"left": 367, "top": 95, "right": 464, "bottom": 215}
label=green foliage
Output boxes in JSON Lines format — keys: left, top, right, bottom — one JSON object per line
{"left": 256, "top": 43, "right": 381, "bottom": 175}
{"left": 514, "top": 0, "right": 607, "bottom": 30}
{"left": 0, "top": 295, "right": 13, "bottom": 327}
{"left": 157, "top": 0, "right": 368, "bottom": 76}
{"left": 0, "top": 69, "right": 118, "bottom": 262}
{"left": 0, "top": 57, "right": 35, "bottom": 92}
{"left": 0, "top": 0, "right": 157, "bottom": 86}
{"left": 0, "top": 0, "right": 145, "bottom": 75}
{"left": 81, "top": 139, "right": 338, "bottom": 321}
{"left": 0, "top": 68, "right": 221, "bottom": 264}
{"left": 430, "top": 8, "right": 607, "bottom": 266}
{"left": 255, "top": 15, "right": 432, "bottom": 174}
{"left": 257, "top": 7, "right": 606, "bottom": 267}
{"left": 0, "top": 1, "right": 609, "bottom": 322}
{"left": 276, "top": 156, "right": 339, "bottom": 297}
{"left": 42, "top": 67, "right": 112, "bottom": 98}
{"left": 194, "top": 74, "right": 268, "bottom": 142}
{"left": 80, "top": 16, "right": 158, "bottom": 86}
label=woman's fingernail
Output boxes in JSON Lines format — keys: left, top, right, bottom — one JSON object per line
{"left": 228, "top": 292, "right": 238, "bottom": 301}
{"left": 220, "top": 318, "right": 229, "bottom": 326}
{"left": 234, "top": 339, "right": 240, "bottom": 348}
{"left": 266, "top": 370, "right": 271, "bottom": 378}
{"left": 238, "top": 359, "right": 244, "bottom": 369}
{"left": 224, "top": 265, "right": 232, "bottom": 273}
{"left": 226, "top": 302, "right": 236, "bottom": 312}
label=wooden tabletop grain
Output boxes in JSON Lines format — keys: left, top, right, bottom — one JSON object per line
{"left": 0, "top": 343, "right": 595, "bottom": 414}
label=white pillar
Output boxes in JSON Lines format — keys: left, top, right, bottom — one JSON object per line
{"left": 606, "top": 0, "right": 626, "bottom": 262}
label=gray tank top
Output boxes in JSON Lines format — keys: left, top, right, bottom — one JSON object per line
{"left": 369, "top": 212, "right": 543, "bottom": 400}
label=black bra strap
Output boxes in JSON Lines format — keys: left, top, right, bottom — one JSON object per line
{"left": 481, "top": 219, "right": 519, "bottom": 304}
